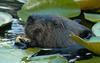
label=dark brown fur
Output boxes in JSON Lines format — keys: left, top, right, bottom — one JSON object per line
{"left": 25, "top": 14, "right": 91, "bottom": 48}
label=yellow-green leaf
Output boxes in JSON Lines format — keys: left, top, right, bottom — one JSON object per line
{"left": 25, "top": 48, "right": 41, "bottom": 55}
{"left": 74, "top": 0, "right": 100, "bottom": 10}
{"left": 71, "top": 33, "right": 100, "bottom": 55}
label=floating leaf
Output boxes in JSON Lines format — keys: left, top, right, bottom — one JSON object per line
{"left": 74, "top": 0, "right": 100, "bottom": 10}
{"left": 25, "top": 48, "right": 41, "bottom": 55}
{"left": 89, "top": 36, "right": 100, "bottom": 42}
{"left": 92, "top": 22, "right": 100, "bottom": 36}
{"left": 76, "top": 56, "right": 100, "bottom": 63}
{"left": 0, "top": 12, "right": 12, "bottom": 26}
{"left": 17, "top": 0, "right": 27, "bottom": 3}
{"left": 28, "top": 54, "right": 68, "bottom": 63}
{"left": 0, "top": 48, "right": 25, "bottom": 63}
{"left": 71, "top": 33, "right": 100, "bottom": 55}
{"left": 84, "top": 13, "right": 100, "bottom": 22}
{"left": 0, "top": 47, "right": 41, "bottom": 63}
{"left": 18, "top": 0, "right": 80, "bottom": 22}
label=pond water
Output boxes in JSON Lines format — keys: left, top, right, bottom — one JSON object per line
{"left": 1, "top": 0, "right": 99, "bottom": 63}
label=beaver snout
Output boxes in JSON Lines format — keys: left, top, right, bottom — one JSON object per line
{"left": 79, "top": 30, "right": 93, "bottom": 39}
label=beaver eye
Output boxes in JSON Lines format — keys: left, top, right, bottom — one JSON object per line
{"left": 33, "top": 28, "right": 42, "bottom": 33}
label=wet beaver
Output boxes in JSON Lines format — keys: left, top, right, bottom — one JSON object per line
{"left": 20, "top": 14, "right": 92, "bottom": 48}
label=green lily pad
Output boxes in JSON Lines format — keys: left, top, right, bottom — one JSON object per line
{"left": 89, "top": 36, "right": 100, "bottom": 42}
{"left": 0, "top": 12, "right": 12, "bottom": 26}
{"left": 28, "top": 54, "right": 68, "bottom": 63}
{"left": 76, "top": 56, "right": 100, "bottom": 63}
{"left": 0, "top": 47, "right": 40, "bottom": 63}
{"left": 0, "top": 48, "right": 25, "bottom": 63}
{"left": 84, "top": 13, "right": 100, "bottom": 22}
{"left": 92, "top": 22, "right": 100, "bottom": 36}
{"left": 18, "top": 0, "right": 80, "bottom": 22}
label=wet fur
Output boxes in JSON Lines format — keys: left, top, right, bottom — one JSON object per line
{"left": 25, "top": 15, "right": 91, "bottom": 48}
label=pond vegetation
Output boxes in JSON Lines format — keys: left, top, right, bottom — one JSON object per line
{"left": 0, "top": 0, "right": 100, "bottom": 63}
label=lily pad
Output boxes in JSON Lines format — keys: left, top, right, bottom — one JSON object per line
{"left": 0, "top": 48, "right": 25, "bottom": 63}
{"left": 0, "top": 12, "right": 12, "bottom": 26}
{"left": 71, "top": 33, "right": 100, "bottom": 55}
{"left": 25, "top": 48, "right": 41, "bottom": 55}
{"left": 18, "top": 0, "right": 80, "bottom": 22}
{"left": 76, "top": 56, "right": 100, "bottom": 63}
{"left": 92, "top": 22, "right": 100, "bottom": 36}
{"left": 17, "top": 0, "right": 27, "bottom": 3}
{"left": 74, "top": 0, "right": 100, "bottom": 10}
{"left": 28, "top": 54, "right": 68, "bottom": 63}
{"left": 0, "top": 47, "right": 40, "bottom": 63}
{"left": 89, "top": 36, "right": 100, "bottom": 42}
{"left": 84, "top": 13, "right": 100, "bottom": 22}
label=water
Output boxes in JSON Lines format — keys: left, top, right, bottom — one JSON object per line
{"left": 6, "top": 18, "right": 25, "bottom": 39}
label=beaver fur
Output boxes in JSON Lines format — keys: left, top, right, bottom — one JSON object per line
{"left": 25, "top": 14, "right": 92, "bottom": 48}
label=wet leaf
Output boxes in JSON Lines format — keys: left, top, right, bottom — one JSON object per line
{"left": 0, "top": 12, "right": 12, "bottom": 26}
{"left": 71, "top": 33, "right": 100, "bottom": 55}
{"left": 28, "top": 54, "right": 68, "bottom": 63}
{"left": 92, "top": 22, "right": 100, "bottom": 36}
{"left": 18, "top": 0, "right": 80, "bottom": 22}
{"left": 84, "top": 13, "right": 100, "bottom": 22}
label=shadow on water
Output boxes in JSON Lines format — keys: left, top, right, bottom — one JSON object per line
{"left": 0, "top": 22, "right": 12, "bottom": 37}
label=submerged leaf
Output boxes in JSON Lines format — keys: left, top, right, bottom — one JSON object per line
{"left": 25, "top": 48, "right": 41, "bottom": 55}
{"left": 84, "top": 13, "right": 100, "bottom": 22}
{"left": 0, "top": 48, "right": 25, "bottom": 63}
{"left": 18, "top": 0, "right": 80, "bottom": 22}
{"left": 92, "top": 22, "right": 100, "bottom": 36}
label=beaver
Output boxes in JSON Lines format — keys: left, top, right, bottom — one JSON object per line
{"left": 20, "top": 14, "right": 92, "bottom": 48}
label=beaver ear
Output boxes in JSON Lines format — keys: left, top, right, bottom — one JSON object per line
{"left": 27, "top": 16, "right": 35, "bottom": 24}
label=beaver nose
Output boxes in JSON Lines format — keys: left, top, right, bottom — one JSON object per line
{"left": 79, "top": 30, "right": 92, "bottom": 39}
